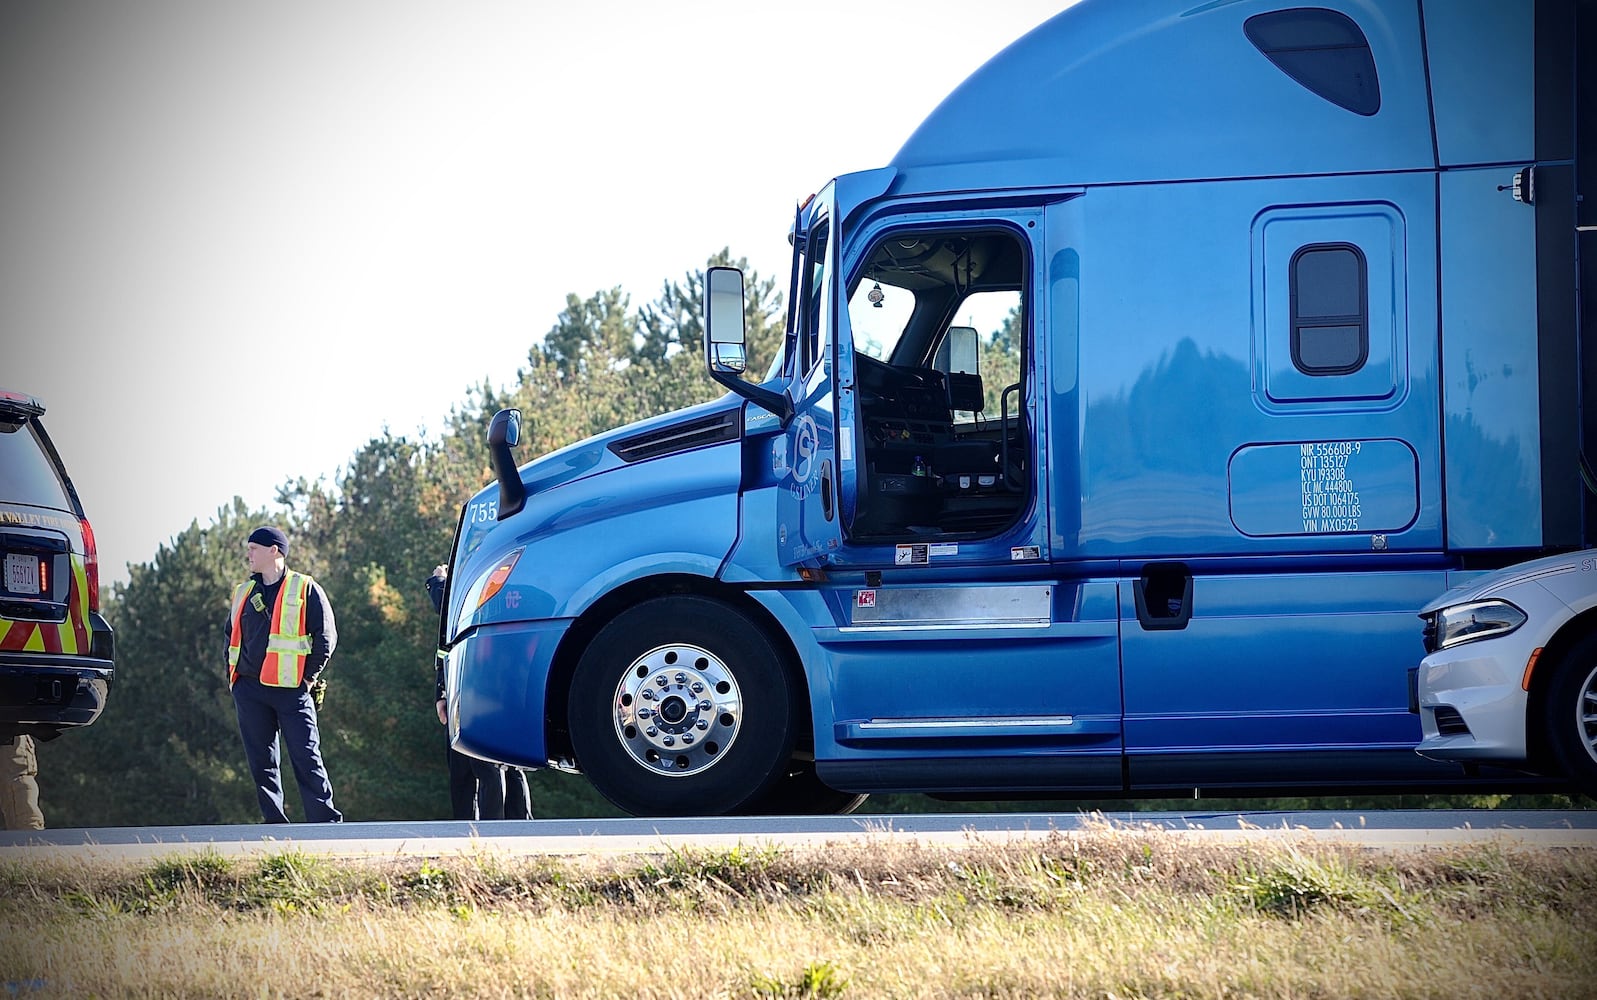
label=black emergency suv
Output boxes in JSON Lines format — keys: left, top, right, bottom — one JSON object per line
{"left": 0, "top": 388, "right": 114, "bottom": 740}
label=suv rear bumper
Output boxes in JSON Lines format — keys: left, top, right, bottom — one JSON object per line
{"left": 0, "top": 652, "right": 114, "bottom": 739}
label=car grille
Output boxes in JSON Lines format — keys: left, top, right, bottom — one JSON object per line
{"left": 1432, "top": 706, "right": 1471, "bottom": 737}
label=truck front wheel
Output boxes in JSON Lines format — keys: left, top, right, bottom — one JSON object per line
{"left": 568, "top": 596, "right": 797, "bottom": 816}
{"left": 1543, "top": 633, "right": 1597, "bottom": 798}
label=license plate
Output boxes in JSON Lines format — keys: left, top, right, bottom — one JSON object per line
{"left": 4, "top": 553, "right": 41, "bottom": 596}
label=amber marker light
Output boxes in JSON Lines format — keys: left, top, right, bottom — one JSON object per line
{"left": 478, "top": 554, "right": 520, "bottom": 607}
{"left": 475, "top": 550, "right": 523, "bottom": 610}
{"left": 1521, "top": 647, "right": 1543, "bottom": 692}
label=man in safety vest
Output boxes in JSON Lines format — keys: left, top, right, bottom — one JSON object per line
{"left": 227, "top": 525, "right": 341, "bottom": 823}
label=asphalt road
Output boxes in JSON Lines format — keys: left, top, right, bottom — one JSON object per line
{"left": 3, "top": 810, "right": 1594, "bottom": 861}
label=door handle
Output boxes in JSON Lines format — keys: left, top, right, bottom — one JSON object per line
{"left": 1133, "top": 563, "right": 1193, "bottom": 631}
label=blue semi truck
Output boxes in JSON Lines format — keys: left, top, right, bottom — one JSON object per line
{"left": 441, "top": 0, "right": 1594, "bottom": 815}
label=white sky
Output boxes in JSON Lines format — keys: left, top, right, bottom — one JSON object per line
{"left": 0, "top": 0, "right": 1071, "bottom": 583}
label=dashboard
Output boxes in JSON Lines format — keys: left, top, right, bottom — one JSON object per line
{"left": 856, "top": 354, "right": 952, "bottom": 451}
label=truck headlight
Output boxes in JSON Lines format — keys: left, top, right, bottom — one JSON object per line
{"left": 1427, "top": 600, "right": 1526, "bottom": 651}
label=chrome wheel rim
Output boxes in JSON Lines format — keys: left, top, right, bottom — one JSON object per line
{"left": 613, "top": 643, "right": 742, "bottom": 777}
{"left": 1578, "top": 661, "right": 1597, "bottom": 766}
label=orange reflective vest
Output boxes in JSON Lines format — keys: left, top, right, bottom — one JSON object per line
{"left": 228, "top": 571, "right": 315, "bottom": 688}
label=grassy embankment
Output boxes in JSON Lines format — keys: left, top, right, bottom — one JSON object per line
{"left": 2, "top": 826, "right": 1594, "bottom": 999}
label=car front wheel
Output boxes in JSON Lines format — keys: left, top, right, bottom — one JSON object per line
{"left": 1543, "top": 633, "right": 1597, "bottom": 798}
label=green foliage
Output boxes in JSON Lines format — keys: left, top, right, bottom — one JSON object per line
{"left": 402, "top": 858, "right": 458, "bottom": 903}
{"left": 750, "top": 960, "right": 850, "bottom": 998}
{"left": 980, "top": 305, "right": 1023, "bottom": 416}
{"left": 636, "top": 844, "right": 782, "bottom": 890}
{"left": 1229, "top": 847, "right": 1418, "bottom": 923}
{"left": 287, "top": 436, "right": 454, "bottom": 822}
{"left": 144, "top": 849, "right": 236, "bottom": 894}
{"left": 252, "top": 850, "right": 334, "bottom": 913}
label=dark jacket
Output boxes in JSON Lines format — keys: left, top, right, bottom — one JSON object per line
{"left": 232, "top": 571, "right": 337, "bottom": 685}
{"left": 427, "top": 570, "right": 447, "bottom": 701}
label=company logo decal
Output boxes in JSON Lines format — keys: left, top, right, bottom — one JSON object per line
{"left": 791, "top": 414, "right": 818, "bottom": 485}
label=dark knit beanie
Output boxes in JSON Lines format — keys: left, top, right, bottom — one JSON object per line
{"left": 248, "top": 525, "right": 289, "bottom": 557}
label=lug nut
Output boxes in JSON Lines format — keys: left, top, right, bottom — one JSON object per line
{"left": 675, "top": 672, "right": 686, "bottom": 684}
{"left": 696, "top": 719, "right": 708, "bottom": 730}
{"left": 637, "top": 708, "right": 652, "bottom": 719}
{"left": 656, "top": 676, "right": 668, "bottom": 687}
{"left": 698, "top": 700, "right": 712, "bottom": 712}
{"left": 691, "top": 681, "right": 704, "bottom": 693}
{"left": 642, "top": 689, "right": 655, "bottom": 700}
{"left": 645, "top": 727, "right": 658, "bottom": 738}
{"left": 682, "top": 733, "right": 694, "bottom": 744}
{"left": 662, "top": 736, "right": 675, "bottom": 747}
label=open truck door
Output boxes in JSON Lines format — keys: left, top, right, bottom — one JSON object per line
{"left": 708, "top": 185, "right": 847, "bottom": 569}
{"left": 775, "top": 184, "right": 847, "bottom": 567}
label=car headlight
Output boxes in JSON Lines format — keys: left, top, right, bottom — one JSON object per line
{"left": 1426, "top": 600, "right": 1527, "bottom": 651}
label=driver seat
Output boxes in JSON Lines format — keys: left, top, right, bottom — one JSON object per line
{"left": 933, "top": 372, "right": 1002, "bottom": 490}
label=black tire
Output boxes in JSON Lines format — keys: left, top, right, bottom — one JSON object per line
{"left": 568, "top": 596, "right": 797, "bottom": 816}
{"left": 737, "top": 758, "right": 868, "bottom": 816}
{"left": 1543, "top": 633, "right": 1597, "bottom": 797}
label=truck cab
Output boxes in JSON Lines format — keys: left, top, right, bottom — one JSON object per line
{"left": 443, "top": 0, "right": 1593, "bottom": 815}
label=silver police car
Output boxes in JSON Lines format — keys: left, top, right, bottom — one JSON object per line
{"left": 1414, "top": 551, "right": 1597, "bottom": 796}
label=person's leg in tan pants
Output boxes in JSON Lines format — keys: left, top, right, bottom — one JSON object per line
{"left": 1, "top": 735, "right": 44, "bottom": 831}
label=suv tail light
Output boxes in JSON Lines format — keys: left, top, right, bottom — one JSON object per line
{"left": 80, "top": 516, "right": 100, "bottom": 613}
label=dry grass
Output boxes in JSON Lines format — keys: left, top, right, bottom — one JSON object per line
{"left": 1, "top": 831, "right": 1594, "bottom": 999}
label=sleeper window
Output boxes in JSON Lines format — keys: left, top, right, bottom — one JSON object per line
{"left": 1290, "top": 243, "right": 1367, "bottom": 376}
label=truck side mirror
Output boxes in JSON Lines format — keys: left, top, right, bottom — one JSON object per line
{"left": 705, "top": 266, "right": 748, "bottom": 375}
{"left": 487, "top": 408, "right": 526, "bottom": 520}
{"left": 704, "top": 265, "right": 792, "bottom": 425}
{"left": 935, "top": 326, "right": 981, "bottom": 376}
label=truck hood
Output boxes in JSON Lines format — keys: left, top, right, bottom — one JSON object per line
{"left": 449, "top": 393, "right": 749, "bottom": 636}
{"left": 473, "top": 394, "right": 745, "bottom": 509}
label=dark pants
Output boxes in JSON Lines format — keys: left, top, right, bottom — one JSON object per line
{"left": 446, "top": 737, "right": 531, "bottom": 820}
{"left": 232, "top": 676, "right": 341, "bottom": 823}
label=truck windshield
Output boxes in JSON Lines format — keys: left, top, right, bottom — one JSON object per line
{"left": 849, "top": 275, "right": 915, "bottom": 361}
{"left": 846, "top": 262, "right": 1022, "bottom": 419}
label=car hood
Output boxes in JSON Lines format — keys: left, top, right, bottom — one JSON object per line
{"left": 1419, "top": 550, "right": 1593, "bottom": 613}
